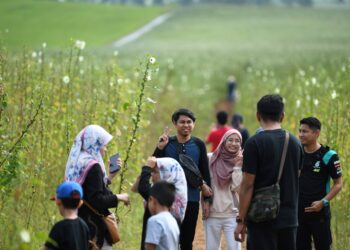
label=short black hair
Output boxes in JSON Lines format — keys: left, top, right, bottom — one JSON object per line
{"left": 300, "top": 117, "right": 321, "bottom": 131}
{"left": 60, "top": 191, "right": 81, "bottom": 209}
{"left": 216, "top": 111, "right": 228, "bottom": 125}
{"left": 257, "top": 95, "right": 284, "bottom": 122}
{"left": 232, "top": 113, "right": 243, "bottom": 128}
{"left": 172, "top": 108, "right": 196, "bottom": 123}
{"left": 149, "top": 181, "right": 175, "bottom": 208}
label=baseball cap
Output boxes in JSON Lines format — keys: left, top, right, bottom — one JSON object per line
{"left": 53, "top": 181, "right": 83, "bottom": 200}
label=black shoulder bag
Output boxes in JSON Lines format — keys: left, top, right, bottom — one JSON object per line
{"left": 247, "top": 131, "right": 290, "bottom": 223}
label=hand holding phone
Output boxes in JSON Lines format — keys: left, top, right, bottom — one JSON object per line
{"left": 109, "top": 153, "right": 121, "bottom": 174}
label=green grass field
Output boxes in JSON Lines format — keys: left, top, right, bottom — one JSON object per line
{"left": 0, "top": 0, "right": 167, "bottom": 49}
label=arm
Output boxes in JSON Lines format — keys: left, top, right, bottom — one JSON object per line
{"left": 152, "top": 133, "right": 169, "bottom": 157}
{"left": 138, "top": 166, "right": 153, "bottom": 200}
{"left": 145, "top": 243, "right": 156, "bottom": 250}
{"left": 197, "top": 139, "right": 211, "bottom": 187}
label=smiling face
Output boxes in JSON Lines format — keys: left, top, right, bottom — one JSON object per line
{"left": 224, "top": 133, "right": 241, "bottom": 154}
{"left": 173, "top": 115, "right": 195, "bottom": 137}
{"left": 299, "top": 124, "right": 320, "bottom": 146}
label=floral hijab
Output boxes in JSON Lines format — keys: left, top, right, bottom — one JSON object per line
{"left": 156, "top": 157, "right": 188, "bottom": 222}
{"left": 65, "top": 125, "right": 113, "bottom": 184}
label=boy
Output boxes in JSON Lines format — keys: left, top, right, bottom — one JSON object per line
{"left": 45, "top": 181, "right": 90, "bottom": 250}
{"left": 145, "top": 181, "right": 179, "bottom": 250}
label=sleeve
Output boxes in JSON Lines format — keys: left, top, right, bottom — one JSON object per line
{"left": 242, "top": 138, "right": 258, "bottom": 175}
{"left": 138, "top": 166, "right": 153, "bottom": 200}
{"left": 327, "top": 154, "right": 342, "bottom": 179}
{"left": 44, "top": 225, "right": 60, "bottom": 250}
{"left": 153, "top": 147, "right": 166, "bottom": 157}
{"left": 84, "top": 164, "right": 118, "bottom": 212}
{"left": 206, "top": 131, "right": 214, "bottom": 144}
{"left": 145, "top": 217, "right": 163, "bottom": 246}
{"left": 196, "top": 139, "right": 211, "bottom": 187}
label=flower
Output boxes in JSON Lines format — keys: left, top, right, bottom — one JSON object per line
{"left": 20, "top": 230, "right": 31, "bottom": 243}
{"left": 274, "top": 88, "right": 280, "bottom": 94}
{"left": 49, "top": 62, "right": 53, "bottom": 68}
{"left": 113, "top": 50, "right": 119, "bottom": 56}
{"left": 42, "top": 42, "right": 47, "bottom": 48}
{"left": 31, "top": 51, "right": 37, "bottom": 58}
{"left": 331, "top": 90, "right": 337, "bottom": 99}
{"left": 146, "top": 97, "right": 157, "bottom": 104}
{"left": 125, "top": 78, "right": 130, "bottom": 84}
{"left": 146, "top": 74, "right": 151, "bottom": 81}
{"left": 75, "top": 40, "right": 86, "bottom": 50}
{"left": 78, "top": 56, "right": 84, "bottom": 62}
{"left": 149, "top": 57, "right": 156, "bottom": 64}
{"left": 117, "top": 78, "right": 123, "bottom": 84}
{"left": 296, "top": 99, "right": 301, "bottom": 108}
{"left": 311, "top": 77, "right": 317, "bottom": 85}
{"left": 79, "top": 69, "right": 84, "bottom": 75}
{"left": 38, "top": 59, "right": 42, "bottom": 64}
{"left": 313, "top": 99, "right": 319, "bottom": 106}
{"left": 62, "top": 75, "right": 70, "bottom": 84}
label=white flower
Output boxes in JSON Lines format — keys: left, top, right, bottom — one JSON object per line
{"left": 146, "top": 74, "right": 151, "bottom": 81}
{"left": 124, "top": 78, "right": 130, "bottom": 84}
{"left": 134, "top": 72, "right": 140, "bottom": 78}
{"left": 274, "top": 88, "right": 280, "bottom": 94}
{"left": 146, "top": 97, "right": 157, "bottom": 104}
{"left": 42, "top": 42, "right": 47, "bottom": 48}
{"left": 299, "top": 70, "right": 305, "bottom": 76}
{"left": 78, "top": 56, "right": 84, "bottom": 62}
{"left": 117, "top": 78, "right": 123, "bottom": 84}
{"left": 296, "top": 99, "right": 301, "bottom": 108}
{"left": 20, "top": 230, "right": 31, "bottom": 243}
{"left": 49, "top": 62, "right": 53, "bottom": 68}
{"left": 38, "top": 59, "right": 42, "bottom": 64}
{"left": 305, "top": 80, "right": 310, "bottom": 86}
{"left": 75, "top": 40, "right": 86, "bottom": 50}
{"left": 331, "top": 90, "right": 337, "bottom": 99}
{"left": 149, "top": 57, "right": 156, "bottom": 64}
{"left": 62, "top": 75, "right": 70, "bottom": 84}
{"left": 113, "top": 50, "right": 119, "bottom": 56}
{"left": 79, "top": 69, "right": 84, "bottom": 75}
{"left": 38, "top": 51, "right": 42, "bottom": 57}
{"left": 313, "top": 99, "right": 319, "bottom": 106}
{"left": 311, "top": 77, "right": 317, "bottom": 85}
{"left": 31, "top": 51, "right": 37, "bottom": 58}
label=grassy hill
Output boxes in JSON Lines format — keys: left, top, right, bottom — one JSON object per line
{"left": 0, "top": 0, "right": 167, "bottom": 50}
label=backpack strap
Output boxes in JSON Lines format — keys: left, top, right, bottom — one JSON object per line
{"left": 276, "top": 132, "right": 290, "bottom": 185}
{"left": 322, "top": 149, "right": 337, "bottom": 166}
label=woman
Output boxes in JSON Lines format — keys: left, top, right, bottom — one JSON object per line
{"left": 65, "top": 125, "right": 129, "bottom": 250}
{"left": 137, "top": 157, "right": 187, "bottom": 250}
{"left": 204, "top": 129, "right": 243, "bottom": 250}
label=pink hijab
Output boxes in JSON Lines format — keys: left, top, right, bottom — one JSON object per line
{"left": 210, "top": 129, "right": 243, "bottom": 188}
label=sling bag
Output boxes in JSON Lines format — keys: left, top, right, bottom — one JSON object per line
{"left": 247, "top": 131, "right": 290, "bottom": 223}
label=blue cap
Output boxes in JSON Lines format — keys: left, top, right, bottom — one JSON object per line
{"left": 56, "top": 181, "right": 83, "bottom": 200}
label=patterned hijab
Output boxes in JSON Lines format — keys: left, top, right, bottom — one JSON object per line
{"left": 65, "top": 125, "right": 113, "bottom": 184}
{"left": 156, "top": 158, "right": 188, "bottom": 222}
{"left": 210, "top": 129, "right": 243, "bottom": 188}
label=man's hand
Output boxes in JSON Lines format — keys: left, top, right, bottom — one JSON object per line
{"left": 202, "top": 200, "right": 210, "bottom": 219}
{"left": 157, "top": 127, "right": 170, "bottom": 150}
{"left": 146, "top": 156, "right": 157, "bottom": 168}
{"left": 234, "top": 222, "right": 247, "bottom": 242}
{"left": 201, "top": 183, "right": 213, "bottom": 197}
{"left": 116, "top": 193, "right": 130, "bottom": 206}
{"left": 305, "top": 200, "right": 323, "bottom": 212}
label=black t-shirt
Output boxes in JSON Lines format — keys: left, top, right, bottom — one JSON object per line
{"left": 243, "top": 129, "right": 303, "bottom": 228}
{"left": 299, "top": 145, "right": 342, "bottom": 208}
{"left": 45, "top": 217, "right": 90, "bottom": 250}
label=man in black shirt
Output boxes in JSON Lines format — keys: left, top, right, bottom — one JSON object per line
{"left": 297, "top": 117, "right": 342, "bottom": 250}
{"left": 234, "top": 95, "right": 303, "bottom": 250}
{"left": 45, "top": 181, "right": 90, "bottom": 250}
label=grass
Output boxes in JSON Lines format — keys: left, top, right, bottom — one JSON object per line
{"left": 0, "top": 0, "right": 167, "bottom": 50}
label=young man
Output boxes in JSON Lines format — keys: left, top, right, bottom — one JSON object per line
{"left": 231, "top": 113, "right": 250, "bottom": 148}
{"left": 234, "top": 95, "right": 303, "bottom": 250}
{"left": 145, "top": 181, "right": 180, "bottom": 250}
{"left": 206, "top": 111, "right": 232, "bottom": 152}
{"left": 297, "top": 117, "right": 342, "bottom": 250}
{"left": 45, "top": 181, "right": 90, "bottom": 250}
{"left": 153, "top": 108, "right": 212, "bottom": 250}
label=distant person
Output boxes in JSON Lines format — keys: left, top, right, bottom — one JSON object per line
{"left": 45, "top": 181, "right": 90, "bottom": 250}
{"left": 205, "top": 129, "right": 243, "bottom": 250}
{"left": 153, "top": 108, "right": 212, "bottom": 250}
{"left": 65, "top": 125, "right": 130, "bottom": 249}
{"left": 145, "top": 181, "right": 180, "bottom": 250}
{"left": 227, "top": 75, "right": 237, "bottom": 102}
{"left": 232, "top": 113, "right": 250, "bottom": 147}
{"left": 206, "top": 111, "right": 232, "bottom": 152}
{"left": 234, "top": 94, "right": 303, "bottom": 250}
{"left": 297, "top": 117, "right": 342, "bottom": 250}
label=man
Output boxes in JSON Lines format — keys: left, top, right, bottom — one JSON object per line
{"left": 234, "top": 94, "right": 303, "bottom": 250}
{"left": 153, "top": 108, "right": 212, "bottom": 250}
{"left": 297, "top": 117, "right": 342, "bottom": 250}
{"left": 232, "top": 113, "right": 250, "bottom": 148}
{"left": 206, "top": 111, "right": 232, "bottom": 152}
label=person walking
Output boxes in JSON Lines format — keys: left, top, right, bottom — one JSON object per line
{"left": 234, "top": 95, "right": 303, "bottom": 250}
{"left": 206, "top": 111, "right": 232, "bottom": 152}
{"left": 297, "top": 117, "right": 342, "bottom": 250}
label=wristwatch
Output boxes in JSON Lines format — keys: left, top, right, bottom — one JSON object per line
{"left": 236, "top": 216, "right": 246, "bottom": 224}
{"left": 322, "top": 198, "right": 329, "bottom": 207}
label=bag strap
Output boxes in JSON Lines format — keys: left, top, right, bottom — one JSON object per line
{"left": 83, "top": 200, "right": 104, "bottom": 217}
{"left": 276, "top": 131, "right": 290, "bottom": 185}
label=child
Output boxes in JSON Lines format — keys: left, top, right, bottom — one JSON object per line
{"left": 44, "top": 181, "right": 90, "bottom": 250}
{"left": 145, "top": 181, "right": 180, "bottom": 250}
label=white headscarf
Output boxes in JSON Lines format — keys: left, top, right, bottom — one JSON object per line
{"left": 156, "top": 157, "right": 188, "bottom": 222}
{"left": 65, "top": 125, "right": 113, "bottom": 184}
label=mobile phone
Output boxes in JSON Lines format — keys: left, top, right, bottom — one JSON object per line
{"left": 109, "top": 153, "right": 120, "bottom": 174}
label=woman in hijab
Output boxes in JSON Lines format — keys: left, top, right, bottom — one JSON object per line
{"left": 65, "top": 125, "right": 129, "bottom": 250}
{"left": 137, "top": 156, "right": 187, "bottom": 250}
{"left": 204, "top": 129, "right": 243, "bottom": 250}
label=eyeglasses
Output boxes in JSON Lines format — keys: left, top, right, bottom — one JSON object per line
{"left": 225, "top": 138, "right": 241, "bottom": 145}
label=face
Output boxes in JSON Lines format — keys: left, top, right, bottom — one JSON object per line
{"left": 148, "top": 196, "right": 157, "bottom": 215}
{"left": 299, "top": 124, "right": 319, "bottom": 146}
{"left": 173, "top": 115, "right": 195, "bottom": 137}
{"left": 99, "top": 145, "right": 107, "bottom": 156}
{"left": 224, "top": 134, "right": 241, "bottom": 154}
